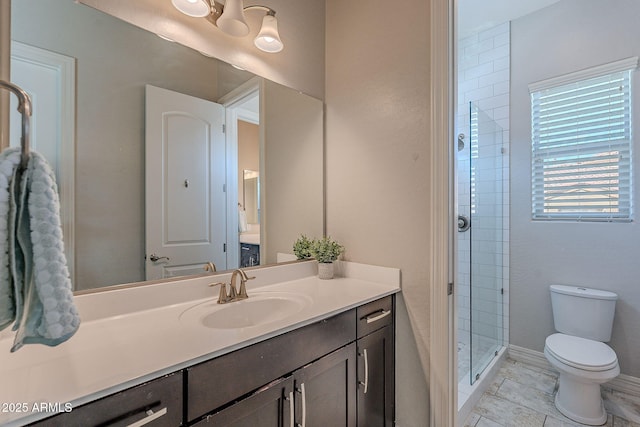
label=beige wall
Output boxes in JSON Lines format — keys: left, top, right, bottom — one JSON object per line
{"left": 325, "top": 0, "right": 433, "bottom": 425}
{"left": 79, "top": 0, "right": 325, "bottom": 100}
{"left": 262, "top": 80, "right": 324, "bottom": 264}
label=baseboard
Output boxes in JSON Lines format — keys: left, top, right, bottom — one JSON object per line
{"left": 508, "top": 344, "right": 640, "bottom": 397}
{"left": 508, "top": 344, "right": 553, "bottom": 371}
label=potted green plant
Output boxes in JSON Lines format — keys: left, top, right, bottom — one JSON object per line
{"left": 293, "top": 234, "right": 313, "bottom": 260}
{"left": 309, "top": 236, "right": 345, "bottom": 279}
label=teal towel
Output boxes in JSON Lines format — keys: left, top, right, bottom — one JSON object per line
{"left": 0, "top": 149, "right": 21, "bottom": 330}
{"left": 0, "top": 147, "right": 80, "bottom": 351}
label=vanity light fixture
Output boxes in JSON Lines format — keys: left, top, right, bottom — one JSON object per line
{"left": 171, "top": 0, "right": 284, "bottom": 53}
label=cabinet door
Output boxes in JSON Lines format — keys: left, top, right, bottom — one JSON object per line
{"left": 293, "top": 343, "right": 357, "bottom": 427}
{"left": 357, "top": 326, "right": 394, "bottom": 427}
{"left": 194, "top": 377, "right": 294, "bottom": 427}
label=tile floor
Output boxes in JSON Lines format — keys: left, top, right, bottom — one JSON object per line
{"left": 463, "top": 358, "right": 640, "bottom": 427}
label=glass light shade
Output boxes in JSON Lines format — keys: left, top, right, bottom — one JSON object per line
{"left": 254, "top": 14, "right": 283, "bottom": 53}
{"left": 172, "top": 0, "right": 211, "bottom": 18}
{"left": 217, "top": 0, "right": 250, "bottom": 37}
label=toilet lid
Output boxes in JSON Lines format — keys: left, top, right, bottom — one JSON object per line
{"left": 545, "top": 333, "right": 618, "bottom": 371}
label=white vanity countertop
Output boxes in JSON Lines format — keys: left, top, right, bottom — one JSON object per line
{"left": 0, "top": 260, "right": 400, "bottom": 426}
{"left": 239, "top": 232, "right": 260, "bottom": 245}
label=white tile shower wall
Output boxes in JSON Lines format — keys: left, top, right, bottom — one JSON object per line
{"left": 457, "top": 21, "right": 511, "bottom": 358}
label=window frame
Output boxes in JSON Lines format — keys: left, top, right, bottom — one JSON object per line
{"left": 529, "top": 57, "right": 637, "bottom": 222}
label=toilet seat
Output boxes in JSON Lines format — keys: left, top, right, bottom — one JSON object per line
{"left": 545, "top": 333, "right": 618, "bottom": 372}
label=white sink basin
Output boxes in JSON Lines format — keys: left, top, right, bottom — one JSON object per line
{"left": 180, "top": 291, "right": 312, "bottom": 329}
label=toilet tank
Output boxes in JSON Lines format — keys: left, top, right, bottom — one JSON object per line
{"left": 550, "top": 285, "right": 617, "bottom": 342}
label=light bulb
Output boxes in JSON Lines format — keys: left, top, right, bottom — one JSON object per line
{"left": 172, "top": 0, "right": 210, "bottom": 18}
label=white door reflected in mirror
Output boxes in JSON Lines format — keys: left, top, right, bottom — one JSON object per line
{"left": 145, "top": 85, "right": 227, "bottom": 280}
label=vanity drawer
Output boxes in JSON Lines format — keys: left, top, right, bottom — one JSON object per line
{"left": 357, "top": 295, "right": 393, "bottom": 338}
{"left": 28, "top": 372, "right": 183, "bottom": 427}
{"left": 186, "top": 308, "right": 356, "bottom": 422}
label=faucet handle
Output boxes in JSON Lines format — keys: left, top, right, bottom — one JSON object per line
{"left": 209, "top": 281, "right": 230, "bottom": 304}
{"left": 236, "top": 274, "right": 255, "bottom": 299}
{"left": 239, "top": 270, "right": 256, "bottom": 282}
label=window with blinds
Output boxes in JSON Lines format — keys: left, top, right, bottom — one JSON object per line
{"left": 530, "top": 58, "right": 637, "bottom": 221}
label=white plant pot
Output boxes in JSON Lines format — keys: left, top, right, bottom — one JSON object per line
{"left": 318, "top": 262, "right": 334, "bottom": 280}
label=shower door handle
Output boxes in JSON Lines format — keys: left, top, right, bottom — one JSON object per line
{"left": 458, "top": 215, "right": 470, "bottom": 232}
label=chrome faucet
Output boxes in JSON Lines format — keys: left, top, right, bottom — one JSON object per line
{"left": 210, "top": 269, "right": 255, "bottom": 304}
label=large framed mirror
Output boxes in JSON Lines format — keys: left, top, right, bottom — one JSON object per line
{"left": 7, "top": 0, "right": 324, "bottom": 291}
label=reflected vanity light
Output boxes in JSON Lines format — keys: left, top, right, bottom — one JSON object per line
{"left": 172, "top": 0, "right": 284, "bottom": 53}
{"left": 157, "top": 33, "right": 176, "bottom": 42}
{"left": 171, "top": 0, "right": 210, "bottom": 17}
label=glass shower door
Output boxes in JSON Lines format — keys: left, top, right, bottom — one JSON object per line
{"left": 469, "top": 102, "right": 504, "bottom": 384}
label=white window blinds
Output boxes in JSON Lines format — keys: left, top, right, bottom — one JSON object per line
{"left": 530, "top": 58, "right": 637, "bottom": 221}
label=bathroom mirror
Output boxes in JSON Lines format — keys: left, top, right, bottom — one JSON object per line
{"left": 8, "top": 0, "right": 324, "bottom": 291}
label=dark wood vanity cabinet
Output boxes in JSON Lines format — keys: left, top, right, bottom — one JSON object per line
{"left": 26, "top": 295, "right": 395, "bottom": 427}
{"left": 196, "top": 296, "right": 395, "bottom": 427}
{"left": 27, "top": 372, "right": 183, "bottom": 427}
{"left": 240, "top": 243, "right": 260, "bottom": 267}
{"left": 186, "top": 309, "right": 356, "bottom": 423}
{"left": 356, "top": 296, "right": 395, "bottom": 427}
{"left": 199, "top": 344, "right": 357, "bottom": 427}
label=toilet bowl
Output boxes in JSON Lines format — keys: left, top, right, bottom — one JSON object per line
{"left": 545, "top": 285, "right": 619, "bottom": 426}
{"left": 544, "top": 333, "right": 619, "bottom": 425}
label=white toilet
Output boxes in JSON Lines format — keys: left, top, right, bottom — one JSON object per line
{"left": 544, "top": 285, "right": 619, "bottom": 425}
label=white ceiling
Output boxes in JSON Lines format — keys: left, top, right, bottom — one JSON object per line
{"left": 458, "top": 0, "right": 561, "bottom": 39}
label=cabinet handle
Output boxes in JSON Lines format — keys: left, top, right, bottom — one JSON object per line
{"left": 363, "top": 309, "right": 391, "bottom": 324}
{"left": 288, "top": 391, "right": 295, "bottom": 427}
{"left": 125, "top": 407, "right": 167, "bottom": 427}
{"left": 295, "top": 383, "right": 307, "bottom": 427}
{"left": 301, "top": 383, "right": 307, "bottom": 427}
{"left": 359, "top": 349, "right": 369, "bottom": 394}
